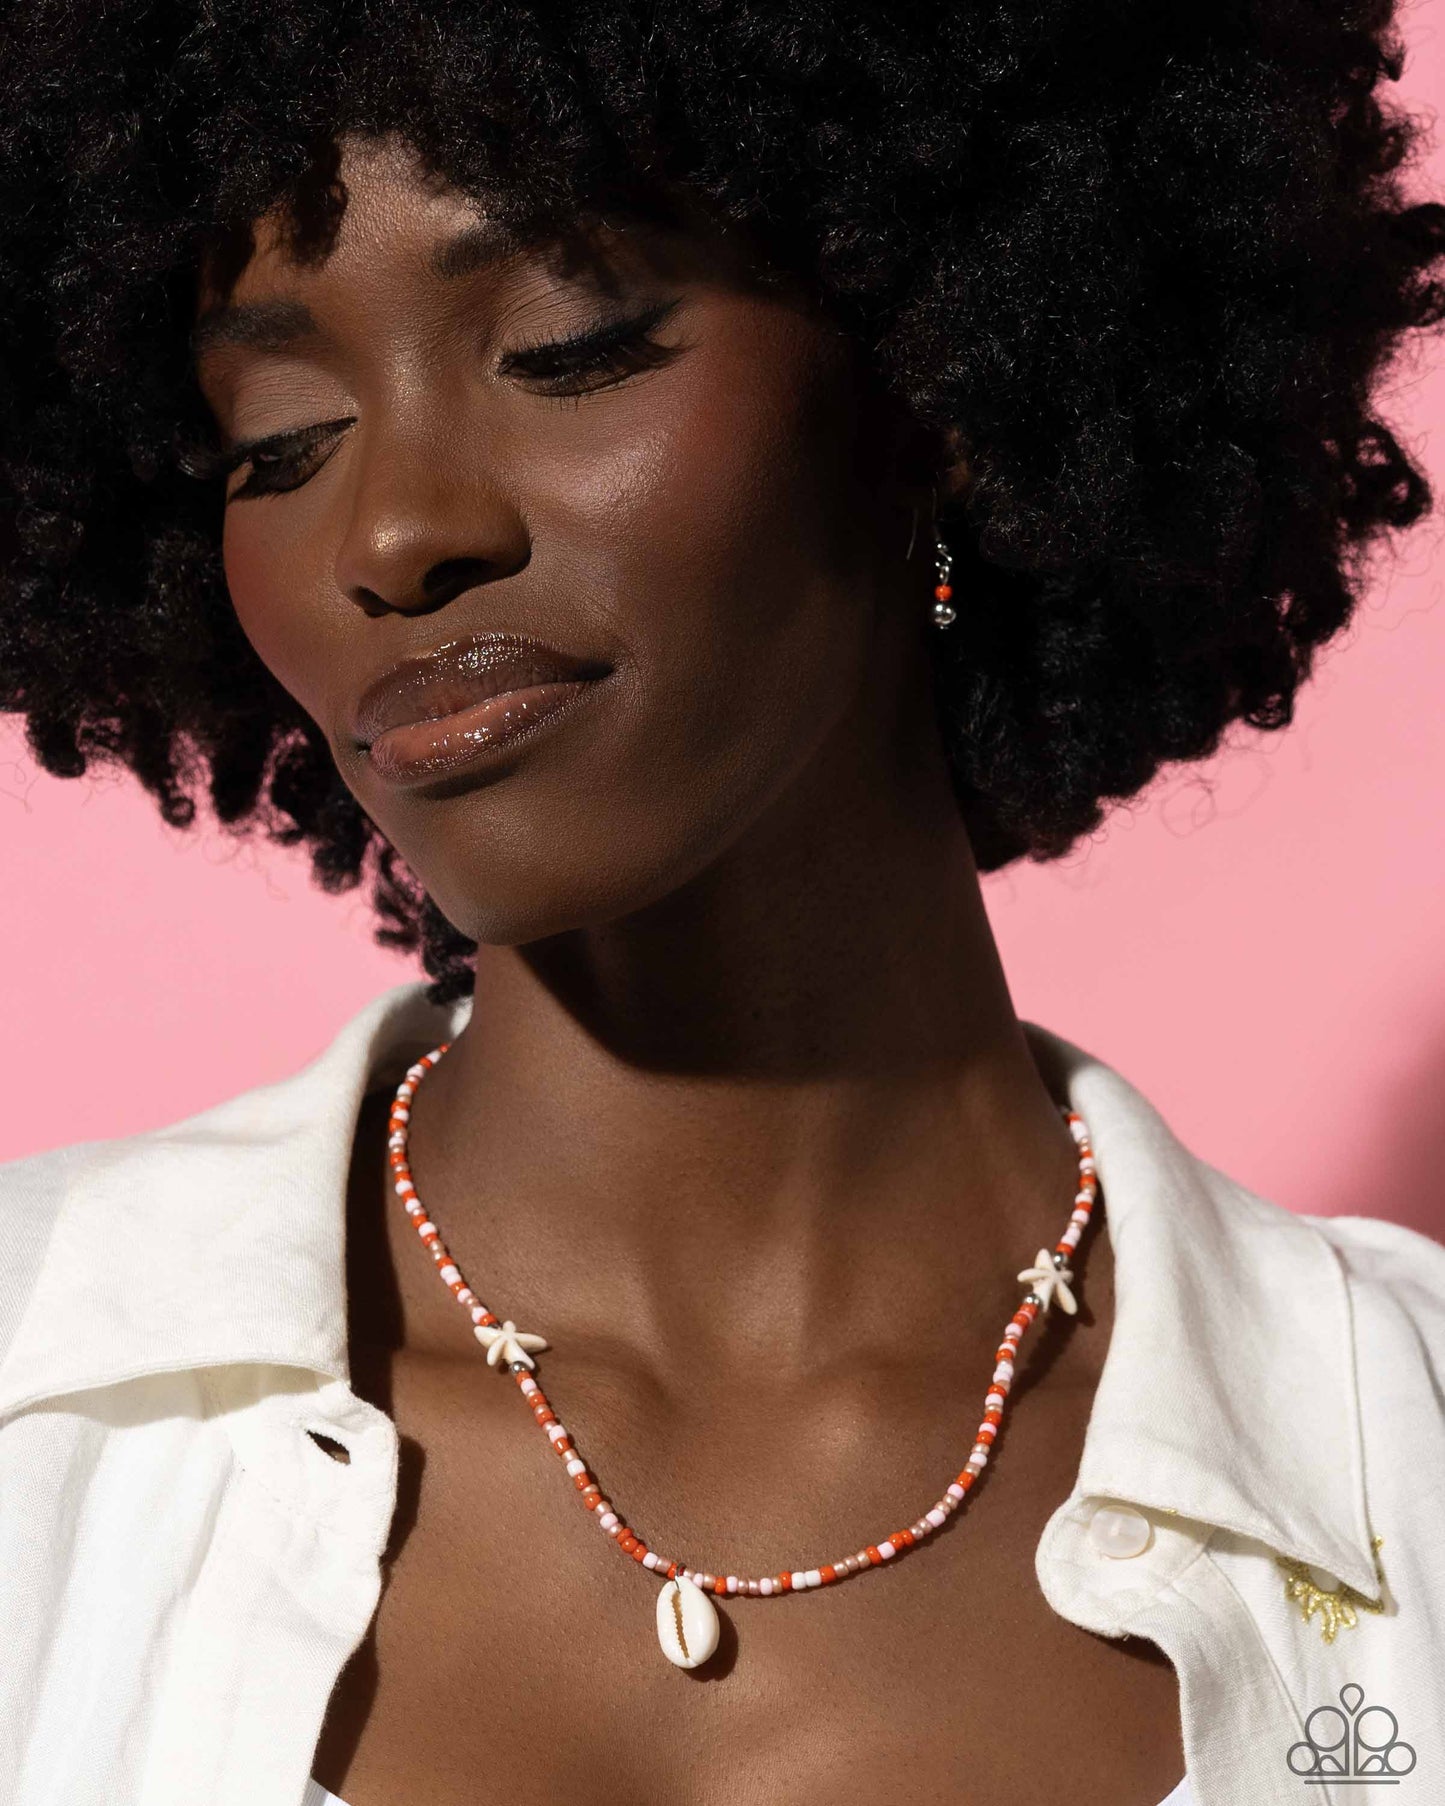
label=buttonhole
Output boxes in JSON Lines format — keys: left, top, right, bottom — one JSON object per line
{"left": 307, "top": 1429, "right": 352, "bottom": 1465}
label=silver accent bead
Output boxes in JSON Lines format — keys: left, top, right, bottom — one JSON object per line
{"left": 509, "top": 1359, "right": 533, "bottom": 1374}
{"left": 1051, "top": 1250, "right": 1069, "bottom": 1269}
{"left": 1023, "top": 1291, "right": 1043, "bottom": 1309}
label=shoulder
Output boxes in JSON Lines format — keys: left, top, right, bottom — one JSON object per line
{"left": 0, "top": 981, "right": 463, "bottom": 1417}
{"left": 0, "top": 977, "right": 453, "bottom": 1225}
{"left": 0, "top": 1139, "right": 106, "bottom": 1371}
{"left": 1304, "top": 1208, "right": 1445, "bottom": 1348}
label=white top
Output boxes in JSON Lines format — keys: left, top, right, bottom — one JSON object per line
{"left": 1, "top": 979, "right": 1441, "bottom": 1806}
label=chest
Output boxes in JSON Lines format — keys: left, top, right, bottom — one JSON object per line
{"left": 311, "top": 1347, "right": 1185, "bottom": 1806}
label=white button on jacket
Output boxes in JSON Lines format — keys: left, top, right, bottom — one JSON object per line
{"left": 1, "top": 981, "right": 1442, "bottom": 1805}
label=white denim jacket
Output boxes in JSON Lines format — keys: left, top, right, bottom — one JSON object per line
{"left": 1, "top": 980, "right": 1442, "bottom": 1806}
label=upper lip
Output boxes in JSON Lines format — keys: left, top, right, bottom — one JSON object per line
{"left": 351, "top": 632, "right": 611, "bottom": 748}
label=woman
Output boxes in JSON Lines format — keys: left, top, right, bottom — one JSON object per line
{"left": 1, "top": 3, "right": 1442, "bottom": 1803}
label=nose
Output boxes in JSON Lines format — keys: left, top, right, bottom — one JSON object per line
{"left": 332, "top": 424, "right": 530, "bottom": 616}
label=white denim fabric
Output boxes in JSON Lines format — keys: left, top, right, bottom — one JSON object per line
{"left": 1, "top": 979, "right": 1442, "bottom": 1806}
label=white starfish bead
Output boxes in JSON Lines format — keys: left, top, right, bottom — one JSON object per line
{"left": 473, "top": 1319, "right": 549, "bottom": 1369}
{"left": 1016, "top": 1248, "right": 1077, "bottom": 1315}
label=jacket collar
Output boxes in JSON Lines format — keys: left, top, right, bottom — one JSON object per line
{"left": 0, "top": 981, "right": 1379, "bottom": 1598}
{"left": 1032, "top": 1021, "right": 1379, "bottom": 1598}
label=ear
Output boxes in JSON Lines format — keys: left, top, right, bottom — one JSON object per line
{"left": 935, "top": 423, "right": 971, "bottom": 505}
{"left": 889, "top": 408, "right": 970, "bottom": 510}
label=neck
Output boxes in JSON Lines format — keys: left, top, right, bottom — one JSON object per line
{"left": 403, "top": 695, "right": 1082, "bottom": 1376}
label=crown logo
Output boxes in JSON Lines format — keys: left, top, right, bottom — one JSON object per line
{"left": 1286, "top": 1684, "right": 1416, "bottom": 1783}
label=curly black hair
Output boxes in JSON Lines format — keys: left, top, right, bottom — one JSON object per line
{"left": 2, "top": 0, "right": 1442, "bottom": 1003}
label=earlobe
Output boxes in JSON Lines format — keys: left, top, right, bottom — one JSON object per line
{"left": 935, "top": 423, "right": 972, "bottom": 505}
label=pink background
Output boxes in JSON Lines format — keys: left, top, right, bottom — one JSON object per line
{"left": 4, "top": 11, "right": 1444, "bottom": 1237}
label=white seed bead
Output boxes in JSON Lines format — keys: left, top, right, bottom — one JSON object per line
{"left": 391, "top": 1056, "right": 1096, "bottom": 1623}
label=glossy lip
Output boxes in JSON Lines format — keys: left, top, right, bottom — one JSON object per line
{"left": 353, "top": 632, "right": 613, "bottom": 788}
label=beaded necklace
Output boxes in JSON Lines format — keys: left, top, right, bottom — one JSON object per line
{"left": 388, "top": 1041, "right": 1099, "bottom": 1670}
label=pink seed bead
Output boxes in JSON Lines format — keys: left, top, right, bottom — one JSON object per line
{"left": 393, "top": 1057, "right": 1096, "bottom": 1616}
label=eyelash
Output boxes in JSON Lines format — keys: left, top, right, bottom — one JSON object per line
{"left": 207, "top": 300, "right": 680, "bottom": 501}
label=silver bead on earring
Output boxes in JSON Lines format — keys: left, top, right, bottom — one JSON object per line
{"left": 932, "top": 527, "right": 956, "bottom": 628}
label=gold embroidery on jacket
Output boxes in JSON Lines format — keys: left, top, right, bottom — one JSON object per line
{"left": 1277, "top": 1537, "right": 1387, "bottom": 1644}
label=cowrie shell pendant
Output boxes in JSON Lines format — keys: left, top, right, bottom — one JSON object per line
{"left": 656, "top": 1574, "right": 720, "bottom": 1669}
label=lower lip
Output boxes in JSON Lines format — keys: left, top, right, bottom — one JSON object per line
{"left": 366, "top": 678, "right": 604, "bottom": 786}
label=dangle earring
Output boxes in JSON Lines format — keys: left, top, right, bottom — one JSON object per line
{"left": 931, "top": 523, "right": 957, "bottom": 628}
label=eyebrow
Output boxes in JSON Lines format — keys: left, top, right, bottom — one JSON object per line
{"left": 428, "top": 219, "right": 526, "bottom": 282}
{"left": 191, "top": 221, "right": 529, "bottom": 362}
{"left": 191, "top": 297, "right": 319, "bottom": 360}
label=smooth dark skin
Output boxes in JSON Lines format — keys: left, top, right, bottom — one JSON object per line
{"left": 196, "top": 134, "right": 1183, "bottom": 1806}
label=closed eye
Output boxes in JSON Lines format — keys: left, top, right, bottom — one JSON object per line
{"left": 183, "top": 416, "right": 356, "bottom": 501}
{"left": 499, "top": 298, "right": 683, "bottom": 397}
{"left": 184, "top": 300, "right": 682, "bottom": 500}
